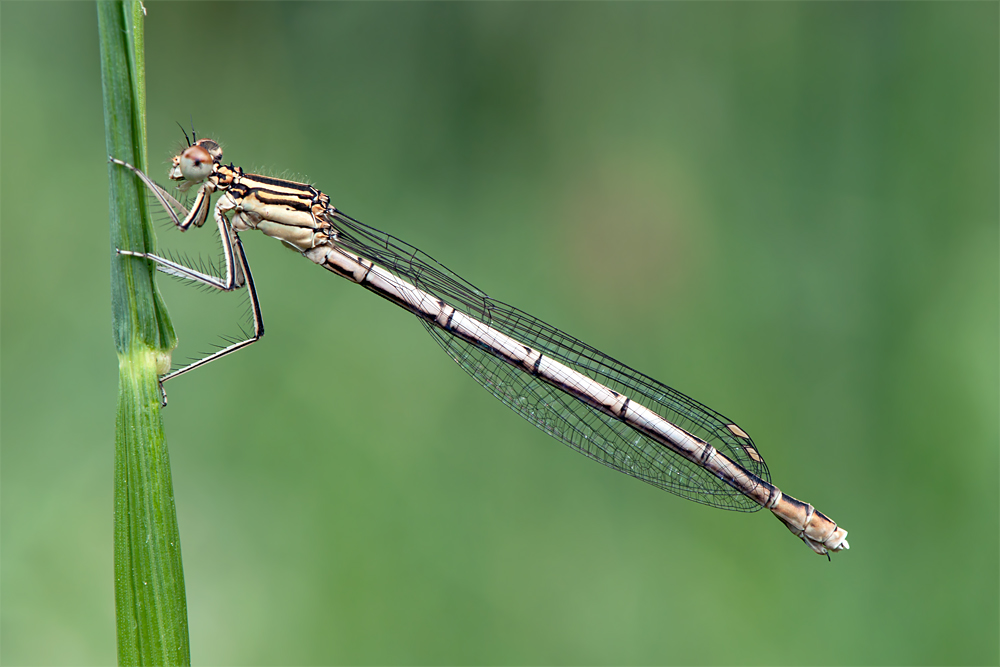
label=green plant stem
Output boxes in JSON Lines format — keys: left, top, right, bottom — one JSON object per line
{"left": 98, "top": 1, "right": 189, "bottom": 664}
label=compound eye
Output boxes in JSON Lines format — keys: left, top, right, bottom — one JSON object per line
{"left": 178, "top": 145, "right": 213, "bottom": 181}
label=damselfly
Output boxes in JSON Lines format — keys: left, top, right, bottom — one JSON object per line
{"left": 111, "top": 134, "right": 849, "bottom": 556}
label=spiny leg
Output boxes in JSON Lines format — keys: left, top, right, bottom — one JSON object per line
{"left": 109, "top": 156, "right": 211, "bottom": 230}
{"left": 111, "top": 158, "right": 264, "bottom": 404}
{"left": 155, "top": 231, "right": 263, "bottom": 386}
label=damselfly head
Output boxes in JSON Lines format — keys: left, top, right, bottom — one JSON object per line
{"left": 169, "top": 138, "right": 223, "bottom": 184}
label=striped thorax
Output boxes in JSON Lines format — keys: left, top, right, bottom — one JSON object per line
{"left": 170, "top": 139, "right": 337, "bottom": 254}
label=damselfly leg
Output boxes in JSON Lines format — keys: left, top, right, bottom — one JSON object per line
{"left": 110, "top": 155, "right": 264, "bottom": 403}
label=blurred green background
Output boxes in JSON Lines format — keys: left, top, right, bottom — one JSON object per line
{"left": 2, "top": 2, "right": 997, "bottom": 665}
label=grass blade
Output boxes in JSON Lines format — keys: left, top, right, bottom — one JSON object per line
{"left": 98, "top": 1, "right": 189, "bottom": 663}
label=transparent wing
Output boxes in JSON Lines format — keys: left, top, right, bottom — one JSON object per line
{"left": 331, "top": 211, "right": 770, "bottom": 511}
